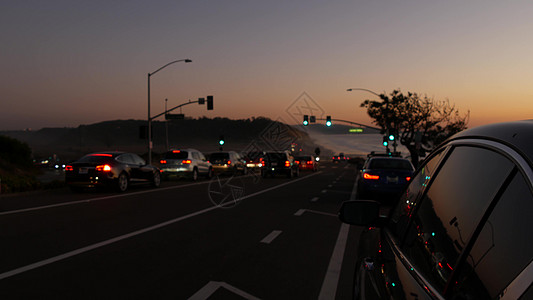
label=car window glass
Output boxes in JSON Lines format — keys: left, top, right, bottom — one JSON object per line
{"left": 369, "top": 158, "right": 413, "bottom": 170}
{"left": 117, "top": 154, "right": 135, "bottom": 164}
{"left": 401, "top": 146, "right": 514, "bottom": 293}
{"left": 199, "top": 153, "right": 206, "bottom": 161}
{"left": 389, "top": 150, "right": 445, "bottom": 239}
{"left": 192, "top": 152, "right": 200, "bottom": 160}
{"left": 453, "top": 170, "right": 533, "bottom": 299}
{"left": 210, "top": 153, "right": 229, "bottom": 161}
{"left": 164, "top": 151, "right": 188, "bottom": 159}
{"left": 130, "top": 154, "right": 145, "bottom": 165}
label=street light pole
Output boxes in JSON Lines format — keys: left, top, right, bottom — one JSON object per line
{"left": 147, "top": 59, "right": 192, "bottom": 165}
{"left": 347, "top": 87, "right": 393, "bottom": 154}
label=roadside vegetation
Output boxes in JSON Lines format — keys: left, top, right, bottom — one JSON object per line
{"left": 0, "top": 135, "right": 63, "bottom": 194}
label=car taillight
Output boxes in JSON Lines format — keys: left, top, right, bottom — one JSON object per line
{"left": 285, "top": 160, "right": 290, "bottom": 167}
{"left": 182, "top": 159, "right": 192, "bottom": 164}
{"left": 172, "top": 150, "right": 181, "bottom": 153}
{"left": 295, "top": 160, "right": 300, "bottom": 165}
{"left": 307, "top": 161, "right": 312, "bottom": 165}
{"left": 227, "top": 160, "right": 231, "bottom": 165}
{"left": 65, "top": 165, "right": 73, "bottom": 171}
{"left": 96, "top": 164, "right": 112, "bottom": 172}
{"left": 406, "top": 177, "right": 411, "bottom": 181}
{"left": 363, "top": 173, "right": 379, "bottom": 180}
{"left": 160, "top": 160, "right": 167, "bottom": 164}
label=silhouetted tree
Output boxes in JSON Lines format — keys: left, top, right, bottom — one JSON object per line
{"left": 361, "top": 89, "right": 469, "bottom": 167}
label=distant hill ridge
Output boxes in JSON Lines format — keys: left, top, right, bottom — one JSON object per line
{"left": 1, "top": 117, "right": 324, "bottom": 160}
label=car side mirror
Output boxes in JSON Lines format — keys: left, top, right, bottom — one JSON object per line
{"left": 339, "top": 200, "right": 380, "bottom": 226}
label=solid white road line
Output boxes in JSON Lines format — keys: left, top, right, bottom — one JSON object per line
{"left": 318, "top": 171, "right": 357, "bottom": 299}
{"left": 260, "top": 230, "right": 282, "bottom": 244}
{"left": 0, "top": 172, "right": 322, "bottom": 280}
{"left": 318, "top": 223, "right": 350, "bottom": 300}
{"left": 0, "top": 181, "right": 210, "bottom": 216}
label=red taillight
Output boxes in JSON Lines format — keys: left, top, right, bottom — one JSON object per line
{"left": 406, "top": 177, "right": 411, "bottom": 181}
{"left": 227, "top": 160, "right": 231, "bottom": 165}
{"left": 172, "top": 150, "right": 181, "bottom": 153}
{"left": 96, "top": 164, "right": 112, "bottom": 172}
{"left": 307, "top": 161, "right": 312, "bottom": 165}
{"left": 90, "top": 153, "right": 113, "bottom": 157}
{"left": 285, "top": 160, "right": 290, "bottom": 167}
{"left": 65, "top": 165, "right": 73, "bottom": 171}
{"left": 160, "top": 160, "right": 167, "bottom": 164}
{"left": 363, "top": 173, "right": 379, "bottom": 180}
{"left": 182, "top": 159, "right": 192, "bottom": 164}
{"left": 295, "top": 160, "right": 300, "bottom": 165}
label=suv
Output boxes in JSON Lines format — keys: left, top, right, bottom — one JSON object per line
{"left": 159, "top": 149, "right": 212, "bottom": 181}
{"left": 340, "top": 120, "right": 533, "bottom": 299}
{"left": 209, "top": 151, "right": 247, "bottom": 175}
{"left": 260, "top": 151, "right": 299, "bottom": 178}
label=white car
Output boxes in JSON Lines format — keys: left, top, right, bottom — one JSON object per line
{"left": 159, "top": 149, "right": 213, "bottom": 180}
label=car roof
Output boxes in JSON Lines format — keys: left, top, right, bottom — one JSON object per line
{"left": 87, "top": 151, "right": 125, "bottom": 157}
{"left": 448, "top": 120, "right": 533, "bottom": 165}
{"left": 168, "top": 148, "right": 199, "bottom": 152}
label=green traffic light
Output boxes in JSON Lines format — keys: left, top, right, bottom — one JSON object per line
{"left": 383, "top": 141, "right": 388, "bottom": 146}
{"left": 389, "top": 134, "right": 395, "bottom": 141}
{"left": 303, "top": 120, "right": 309, "bottom": 126}
{"left": 219, "top": 140, "right": 225, "bottom": 146}
{"left": 326, "top": 121, "right": 332, "bottom": 127}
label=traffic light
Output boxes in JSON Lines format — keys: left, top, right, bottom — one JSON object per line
{"left": 219, "top": 135, "right": 225, "bottom": 146}
{"left": 303, "top": 115, "right": 309, "bottom": 126}
{"left": 207, "top": 95, "right": 214, "bottom": 110}
{"left": 382, "top": 136, "right": 389, "bottom": 147}
{"left": 326, "top": 116, "right": 332, "bottom": 127}
{"left": 388, "top": 133, "right": 395, "bottom": 141}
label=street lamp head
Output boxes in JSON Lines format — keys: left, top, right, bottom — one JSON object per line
{"left": 185, "top": 59, "right": 192, "bottom": 63}
{"left": 346, "top": 89, "right": 353, "bottom": 91}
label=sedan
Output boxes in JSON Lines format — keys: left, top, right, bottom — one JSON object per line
{"left": 357, "top": 156, "right": 414, "bottom": 200}
{"left": 65, "top": 151, "right": 161, "bottom": 192}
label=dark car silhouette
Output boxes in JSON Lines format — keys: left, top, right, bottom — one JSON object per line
{"left": 340, "top": 120, "right": 533, "bottom": 299}
{"left": 65, "top": 151, "right": 160, "bottom": 192}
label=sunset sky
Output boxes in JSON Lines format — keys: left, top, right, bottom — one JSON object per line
{"left": 2, "top": 1, "right": 532, "bottom": 131}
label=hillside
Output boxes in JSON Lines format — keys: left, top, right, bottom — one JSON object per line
{"left": 1, "top": 117, "right": 330, "bottom": 162}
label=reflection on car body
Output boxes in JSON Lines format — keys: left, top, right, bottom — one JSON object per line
{"left": 340, "top": 120, "right": 533, "bottom": 299}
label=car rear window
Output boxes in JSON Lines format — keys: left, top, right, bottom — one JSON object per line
{"left": 164, "top": 151, "right": 188, "bottom": 159}
{"left": 265, "top": 153, "right": 286, "bottom": 160}
{"left": 78, "top": 154, "right": 115, "bottom": 163}
{"left": 369, "top": 158, "right": 413, "bottom": 170}
{"left": 295, "top": 156, "right": 312, "bottom": 161}
{"left": 210, "top": 153, "right": 230, "bottom": 160}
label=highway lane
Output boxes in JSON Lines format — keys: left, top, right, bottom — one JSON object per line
{"left": 0, "top": 162, "right": 364, "bottom": 299}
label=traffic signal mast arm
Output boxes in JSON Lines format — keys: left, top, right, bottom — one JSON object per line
{"left": 150, "top": 97, "right": 212, "bottom": 121}
{"left": 314, "top": 118, "right": 380, "bottom": 130}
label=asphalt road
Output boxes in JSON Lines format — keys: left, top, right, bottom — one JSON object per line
{"left": 0, "top": 162, "right": 365, "bottom": 299}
